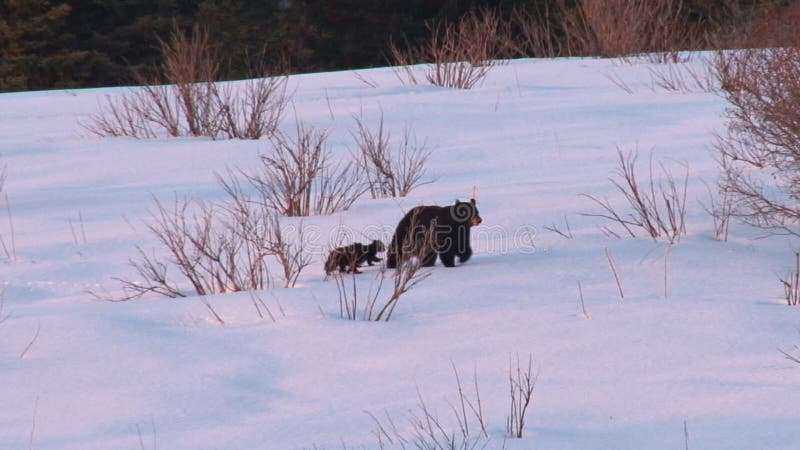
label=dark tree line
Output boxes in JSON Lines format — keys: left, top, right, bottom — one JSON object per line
{"left": 0, "top": 0, "right": 776, "bottom": 92}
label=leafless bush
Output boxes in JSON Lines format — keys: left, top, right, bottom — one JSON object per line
{"left": 744, "top": 1, "right": 800, "bottom": 49}
{"left": 218, "top": 174, "right": 311, "bottom": 288}
{"left": 507, "top": 353, "right": 537, "bottom": 438}
{"left": 582, "top": 147, "right": 688, "bottom": 244}
{"left": 246, "top": 120, "right": 367, "bottom": 217}
{"left": 156, "top": 22, "right": 220, "bottom": 138}
{"left": 85, "top": 91, "right": 160, "bottom": 138}
{"left": 779, "top": 251, "right": 800, "bottom": 307}
{"left": 0, "top": 159, "right": 15, "bottom": 261}
{"left": 113, "top": 179, "right": 311, "bottom": 300}
{"left": 781, "top": 345, "right": 800, "bottom": 365}
{"left": 115, "top": 195, "right": 269, "bottom": 299}
{"left": 369, "top": 363, "right": 488, "bottom": 449}
{"left": 0, "top": 292, "right": 8, "bottom": 326}
{"left": 544, "top": 215, "right": 573, "bottom": 239}
{"left": 510, "top": 3, "right": 562, "bottom": 58}
{"left": 351, "top": 110, "right": 433, "bottom": 198}
{"left": 647, "top": 57, "right": 718, "bottom": 94}
{"left": 605, "top": 247, "right": 625, "bottom": 300}
{"left": 214, "top": 73, "right": 289, "bottom": 140}
{"left": 84, "top": 23, "right": 290, "bottom": 140}
{"left": 701, "top": 179, "right": 734, "bottom": 242}
{"left": 334, "top": 222, "right": 431, "bottom": 322}
{"left": 559, "top": 0, "right": 702, "bottom": 58}
{"left": 389, "top": 8, "right": 512, "bottom": 89}
{"left": 267, "top": 215, "right": 311, "bottom": 288}
{"left": 713, "top": 48, "right": 800, "bottom": 237}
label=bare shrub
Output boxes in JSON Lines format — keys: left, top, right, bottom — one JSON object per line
{"left": 334, "top": 218, "right": 432, "bottom": 322}
{"left": 214, "top": 74, "right": 289, "bottom": 139}
{"left": 559, "top": 0, "right": 702, "bottom": 58}
{"left": 647, "top": 56, "right": 718, "bottom": 94}
{"left": 744, "top": 1, "right": 800, "bottom": 49}
{"left": 351, "top": 110, "right": 433, "bottom": 198}
{"left": 780, "top": 345, "right": 800, "bottom": 365}
{"left": 246, "top": 120, "right": 367, "bottom": 217}
{"left": 85, "top": 91, "right": 159, "bottom": 138}
{"left": 605, "top": 247, "right": 625, "bottom": 300}
{"left": 510, "top": 3, "right": 562, "bottom": 58}
{"left": 544, "top": 215, "right": 573, "bottom": 239}
{"left": 218, "top": 174, "right": 311, "bottom": 288}
{"left": 267, "top": 214, "right": 311, "bottom": 288}
{"left": 389, "top": 8, "right": 512, "bottom": 89}
{"left": 0, "top": 159, "right": 15, "bottom": 261}
{"left": 84, "top": 23, "right": 290, "bottom": 140}
{"left": 507, "top": 353, "right": 538, "bottom": 438}
{"left": 369, "top": 363, "right": 488, "bottom": 449}
{"left": 156, "top": 22, "right": 220, "bottom": 138}
{"left": 701, "top": 179, "right": 734, "bottom": 242}
{"left": 113, "top": 180, "right": 310, "bottom": 300}
{"left": 582, "top": 146, "right": 688, "bottom": 244}
{"left": 116, "top": 195, "right": 271, "bottom": 299}
{"left": 779, "top": 251, "right": 800, "bottom": 307}
{"left": 713, "top": 48, "right": 800, "bottom": 237}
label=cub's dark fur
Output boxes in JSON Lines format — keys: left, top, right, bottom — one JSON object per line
{"left": 325, "top": 240, "right": 386, "bottom": 274}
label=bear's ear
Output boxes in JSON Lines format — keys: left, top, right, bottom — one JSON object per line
{"left": 470, "top": 198, "right": 476, "bottom": 205}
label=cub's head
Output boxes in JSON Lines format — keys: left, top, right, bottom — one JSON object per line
{"left": 370, "top": 240, "right": 386, "bottom": 252}
{"left": 451, "top": 198, "right": 482, "bottom": 226}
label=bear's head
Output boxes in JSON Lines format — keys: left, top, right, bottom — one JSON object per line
{"left": 451, "top": 198, "right": 482, "bottom": 226}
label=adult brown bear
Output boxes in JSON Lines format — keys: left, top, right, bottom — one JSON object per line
{"left": 386, "top": 199, "right": 482, "bottom": 268}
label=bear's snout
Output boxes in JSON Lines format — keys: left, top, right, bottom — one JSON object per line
{"left": 471, "top": 216, "right": 482, "bottom": 226}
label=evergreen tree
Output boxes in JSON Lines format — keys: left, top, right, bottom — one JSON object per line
{"left": 196, "top": 0, "right": 287, "bottom": 78}
{"left": 0, "top": 0, "right": 85, "bottom": 91}
{"left": 63, "top": 0, "right": 199, "bottom": 85}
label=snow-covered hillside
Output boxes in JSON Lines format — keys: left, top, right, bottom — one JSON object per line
{"left": 1, "top": 56, "right": 799, "bottom": 449}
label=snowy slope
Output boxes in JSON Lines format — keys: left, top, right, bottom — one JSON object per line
{"left": 1, "top": 56, "right": 799, "bottom": 450}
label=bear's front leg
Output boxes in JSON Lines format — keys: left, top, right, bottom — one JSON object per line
{"left": 439, "top": 251, "right": 456, "bottom": 267}
{"left": 457, "top": 246, "right": 472, "bottom": 263}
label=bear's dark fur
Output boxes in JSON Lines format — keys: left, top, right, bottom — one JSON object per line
{"left": 325, "top": 240, "right": 386, "bottom": 274}
{"left": 386, "top": 198, "right": 482, "bottom": 268}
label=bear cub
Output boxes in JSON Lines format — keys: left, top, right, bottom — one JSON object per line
{"left": 325, "top": 240, "right": 386, "bottom": 275}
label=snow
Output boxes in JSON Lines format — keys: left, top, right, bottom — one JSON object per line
{"left": 1, "top": 55, "right": 799, "bottom": 449}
